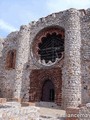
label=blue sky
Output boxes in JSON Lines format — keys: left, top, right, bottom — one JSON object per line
{"left": 0, "top": 0, "right": 90, "bottom": 37}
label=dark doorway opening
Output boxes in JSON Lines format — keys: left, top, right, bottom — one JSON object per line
{"left": 41, "top": 80, "right": 55, "bottom": 102}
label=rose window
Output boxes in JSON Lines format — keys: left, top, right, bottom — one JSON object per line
{"left": 32, "top": 27, "right": 64, "bottom": 66}
{"left": 38, "top": 32, "right": 64, "bottom": 64}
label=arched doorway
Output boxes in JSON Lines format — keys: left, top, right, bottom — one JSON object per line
{"left": 41, "top": 80, "right": 55, "bottom": 102}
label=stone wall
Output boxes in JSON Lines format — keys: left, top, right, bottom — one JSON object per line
{"left": 0, "top": 8, "right": 90, "bottom": 109}
{"left": 66, "top": 103, "right": 90, "bottom": 120}
{"left": 0, "top": 32, "right": 18, "bottom": 98}
{"left": 13, "top": 25, "right": 30, "bottom": 101}
{"left": 79, "top": 103, "right": 90, "bottom": 120}
{"left": 0, "top": 101, "right": 39, "bottom": 120}
{"left": 29, "top": 10, "right": 65, "bottom": 69}
{"left": 29, "top": 68, "right": 62, "bottom": 106}
{"left": 62, "top": 9, "right": 82, "bottom": 108}
{"left": 80, "top": 9, "right": 90, "bottom": 104}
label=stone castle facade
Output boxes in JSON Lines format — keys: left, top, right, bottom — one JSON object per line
{"left": 0, "top": 8, "right": 90, "bottom": 111}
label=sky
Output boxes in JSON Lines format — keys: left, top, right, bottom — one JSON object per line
{"left": 0, "top": 0, "right": 90, "bottom": 37}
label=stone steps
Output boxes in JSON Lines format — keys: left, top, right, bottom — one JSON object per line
{"left": 39, "top": 107, "right": 66, "bottom": 120}
{"left": 0, "top": 101, "right": 66, "bottom": 120}
{"left": 36, "top": 101, "right": 61, "bottom": 109}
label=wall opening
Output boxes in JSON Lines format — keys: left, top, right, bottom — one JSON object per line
{"left": 41, "top": 80, "right": 55, "bottom": 102}
{"left": 38, "top": 32, "right": 64, "bottom": 63}
{"left": 6, "top": 50, "right": 16, "bottom": 69}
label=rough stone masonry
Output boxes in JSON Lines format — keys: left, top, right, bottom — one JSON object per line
{"left": 0, "top": 8, "right": 90, "bottom": 120}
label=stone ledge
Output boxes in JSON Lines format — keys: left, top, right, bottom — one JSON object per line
{"left": 7, "top": 98, "right": 21, "bottom": 102}
{"left": 21, "top": 102, "right": 36, "bottom": 107}
{"left": 0, "top": 98, "right": 6, "bottom": 103}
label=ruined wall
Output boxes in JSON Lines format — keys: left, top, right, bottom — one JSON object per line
{"left": 13, "top": 25, "right": 31, "bottom": 101}
{"left": 29, "top": 10, "right": 65, "bottom": 69}
{"left": 29, "top": 68, "right": 62, "bottom": 106}
{"left": 0, "top": 8, "right": 90, "bottom": 109}
{"left": 0, "top": 38, "right": 4, "bottom": 97}
{"left": 13, "top": 9, "right": 65, "bottom": 102}
{"left": 79, "top": 104, "right": 90, "bottom": 120}
{"left": 80, "top": 9, "right": 90, "bottom": 104}
{"left": 62, "top": 9, "right": 82, "bottom": 108}
{"left": 0, "top": 32, "right": 18, "bottom": 98}
{"left": 0, "top": 101, "right": 39, "bottom": 120}
{"left": 66, "top": 104, "right": 90, "bottom": 120}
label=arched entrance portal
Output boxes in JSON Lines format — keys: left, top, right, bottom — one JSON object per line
{"left": 41, "top": 80, "right": 55, "bottom": 102}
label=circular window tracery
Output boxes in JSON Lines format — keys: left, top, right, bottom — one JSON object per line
{"left": 32, "top": 27, "right": 64, "bottom": 67}
{"left": 38, "top": 32, "right": 64, "bottom": 63}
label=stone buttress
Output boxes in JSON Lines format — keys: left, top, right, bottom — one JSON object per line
{"left": 14, "top": 25, "right": 30, "bottom": 100}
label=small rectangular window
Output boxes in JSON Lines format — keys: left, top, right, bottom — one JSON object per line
{"left": 6, "top": 50, "right": 16, "bottom": 69}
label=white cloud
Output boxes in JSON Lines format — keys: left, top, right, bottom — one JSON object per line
{"left": 47, "top": 0, "right": 90, "bottom": 13}
{"left": 0, "top": 19, "right": 17, "bottom": 32}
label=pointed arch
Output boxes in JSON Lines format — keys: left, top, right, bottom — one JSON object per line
{"left": 41, "top": 79, "right": 55, "bottom": 102}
